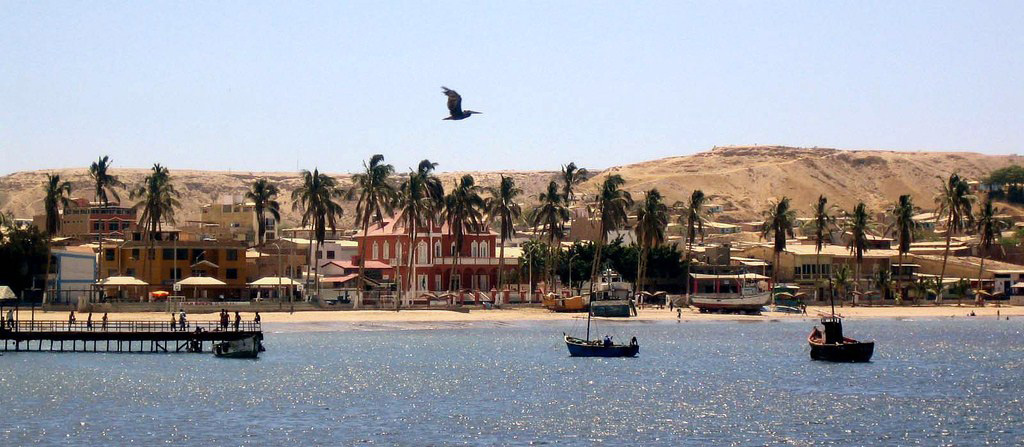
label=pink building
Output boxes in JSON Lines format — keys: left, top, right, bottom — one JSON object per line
{"left": 352, "top": 219, "right": 513, "bottom": 292}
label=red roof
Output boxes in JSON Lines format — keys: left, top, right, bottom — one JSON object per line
{"left": 320, "top": 274, "right": 358, "bottom": 283}
{"left": 322, "top": 259, "right": 392, "bottom": 270}
{"left": 357, "top": 218, "right": 498, "bottom": 237}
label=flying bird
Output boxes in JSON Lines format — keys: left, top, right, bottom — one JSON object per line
{"left": 441, "top": 86, "right": 481, "bottom": 120}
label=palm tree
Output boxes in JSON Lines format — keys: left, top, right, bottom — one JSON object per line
{"left": 89, "top": 156, "right": 124, "bottom": 280}
{"left": 759, "top": 197, "right": 796, "bottom": 300}
{"left": 246, "top": 179, "right": 281, "bottom": 247}
{"left": 42, "top": 174, "right": 72, "bottom": 304}
{"left": 588, "top": 175, "right": 633, "bottom": 295}
{"left": 808, "top": 195, "right": 837, "bottom": 299}
{"left": 351, "top": 154, "right": 397, "bottom": 308}
{"left": 844, "top": 202, "right": 875, "bottom": 306}
{"left": 832, "top": 264, "right": 852, "bottom": 304}
{"left": 974, "top": 197, "right": 1005, "bottom": 306}
{"left": 560, "top": 162, "right": 589, "bottom": 204}
{"left": 873, "top": 268, "right": 893, "bottom": 305}
{"left": 634, "top": 189, "right": 669, "bottom": 296}
{"left": 291, "top": 169, "right": 345, "bottom": 302}
{"left": 130, "top": 164, "right": 180, "bottom": 282}
{"left": 531, "top": 181, "right": 570, "bottom": 290}
{"left": 681, "top": 190, "right": 707, "bottom": 300}
{"left": 888, "top": 195, "right": 916, "bottom": 305}
{"left": 397, "top": 160, "right": 440, "bottom": 303}
{"left": 486, "top": 175, "right": 522, "bottom": 298}
{"left": 935, "top": 173, "right": 975, "bottom": 304}
{"left": 443, "top": 175, "right": 485, "bottom": 294}
{"left": 912, "top": 276, "right": 938, "bottom": 303}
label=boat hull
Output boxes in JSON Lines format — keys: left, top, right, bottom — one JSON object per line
{"left": 542, "top": 295, "right": 588, "bottom": 312}
{"left": 691, "top": 292, "right": 770, "bottom": 313}
{"left": 590, "top": 300, "right": 634, "bottom": 317}
{"left": 565, "top": 336, "right": 638, "bottom": 357}
{"left": 808, "top": 340, "right": 874, "bottom": 362}
{"left": 214, "top": 336, "right": 261, "bottom": 359}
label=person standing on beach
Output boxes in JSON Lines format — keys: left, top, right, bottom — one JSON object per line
{"left": 233, "top": 311, "right": 241, "bottom": 331}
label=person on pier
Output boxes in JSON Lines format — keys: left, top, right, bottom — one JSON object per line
{"left": 101, "top": 312, "right": 108, "bottom": 330}
{"left": 178, "top": 310, "right": 187, "bottom": 331}
{"left": 86, "top": 312, "right": 93, "bottom": 330}
{"left": 233, "top": 311, "right": 241, "bottom": 331}
{"left": 68, "top": 311, "right": 76, "bottom": 329}
{"left": 220, "top": 309, "right": 229, "bottom": 330}
{"left": 253, "top": 312, "right": 261, "bottom": 325}
{"left": 170, "top": 313, "right": 177, "bottom": 331}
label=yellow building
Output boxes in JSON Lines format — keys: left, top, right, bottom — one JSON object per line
{"left": 196, "top": 194, "right": 277, "bottom": 245}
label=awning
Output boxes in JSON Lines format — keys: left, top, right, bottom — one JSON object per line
{"left": 97, "top": 276, "right": 149, "bottom": 286}
{"left": 0, "top": 286, "right": 16, "bottom": 299}
{"left": 175, "top": 276, "right": 227, "bottom": 286}
{"left": 248, "top": 277, "right": 302, "bottom": 286}
{"left": 690, "top": 273, "right": 770, "bottom": 280}
{"left": 320, "top": 274, "right": 358, "bottom": 283}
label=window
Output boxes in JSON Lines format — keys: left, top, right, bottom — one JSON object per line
{"left": 192, "top": 249, "right": 206, "bottom": 262}
{"left": 226, "top": 249, "right": 239, "bottom": 261}
{"left": 395, "top": 243, "right": 402, "bottom": 262}
{"left": 383, "top": 242, "right": 390, "bottom": 260}
{"left": 450, "top": 242, "right": 456, "bottom": 256}
{"left": 93, "top": 222, "right": 101, "bottom": 231}
{"left": 163, "top": 248, "right": 175, "bottom": 260}
{"left": 131, "top": 248, "right": 140, "bottom": 260}
{"left": 316, "top": 250, "right": 323, "bottom": 259}
{"left": 327, "top": 250, "right": 335, "bottom": 259}
{"left": 170, "top": 268, "right": 182, "bottom": 280}
{"left": 434, "top": 241, "right": 441, "bottom": 258}
{"left": 435, "top": 274, "right": 442, "bottom": 291}
{"left": 471, "top": 241, "right": 479, "bottom": 258}
{"left": 105, "top": 249, "right": 115, "bottom": 261}
{"left": 222, "top": 205, "right": 232, "bottom": 213}
{"left": 372, "top": 242, "right": 379, "bottom": 260}
{"left": 418, "top": 241, "right": 428, "bottom": 264}
{"left": 191, "top": 269, "right": 205, "bottom": 277}
{"left": 109, "top": 222, "right": 118, "bottom": 231}
{"left": 480, "top": 242, "right": 488, "bottom": 257}
{"left": 226, "top": 268, "right": 238, "bottom": 280}
{"left": 125, "top": 268, "right": 135, "bottom": 277}
{"left": 176, "top": 248, "right": 188, "bottom": 260}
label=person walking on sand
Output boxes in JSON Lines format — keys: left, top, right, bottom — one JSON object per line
{"left": 233, "top": 311, "right": 241, "bottom": 331}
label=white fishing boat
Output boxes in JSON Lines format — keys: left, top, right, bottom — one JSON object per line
{"left": 689, "top": 273, "right": 771, "bottom": 314}
{"left": 214, "top": 335, "right": 261, "bottom": 359}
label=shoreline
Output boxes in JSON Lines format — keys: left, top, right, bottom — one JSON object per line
{"left": 7, "top": 305, "right": 1021, "bottom": 327}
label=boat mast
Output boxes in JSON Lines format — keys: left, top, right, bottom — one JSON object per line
{"left": 586, "top": 292, "right": 592, "bottom": 341}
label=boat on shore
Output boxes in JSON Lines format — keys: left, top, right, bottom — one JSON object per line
{"left": 542, "top": 293, "right": 588, "bottom": 312}
{"left": 214, "top": 335, "right": 261, "bottom": 359}
{"left": 689, "top": 273, "right": 771, "bottom": 314}
{"left": 808, "top": 316, "right": 874, "bottom": 362}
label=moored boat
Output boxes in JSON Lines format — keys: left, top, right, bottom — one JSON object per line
{"left": 808, "top": 316, "right": 874, "bottom": 362}
{"left": 689, "top": 273, "right": 771, "bottom": 314}
{"left": 564, "top": 334, "right": 639, "bottom": 357}
{"left": 542, "top": 293, "right": 588, "bottom": 312}
{"left": 214, "top": 335, "right": 261, "bottom": 359}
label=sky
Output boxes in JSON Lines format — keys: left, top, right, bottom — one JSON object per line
{"left": 1, "top": 1, "right": 1022, "bottom": 176}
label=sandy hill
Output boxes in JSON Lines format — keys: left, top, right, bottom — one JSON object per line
{"left": 1, "top": 146, "right": 1020, "bottom": 227}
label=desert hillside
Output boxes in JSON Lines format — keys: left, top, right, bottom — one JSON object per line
{"left": 576, "top": 146, "right": 1021, "bottom": 221}
{"left": 1, "top": 146, "right": 1020, "bottom": 226}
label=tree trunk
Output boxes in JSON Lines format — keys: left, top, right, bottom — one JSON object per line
{"left": 855, "top": 260, "right": 862, "bottom": 307}
{"left": 497, "top": 234, "right": 506, "bottom": 304}
{"left": 937, "top": 213, "right": 954, "bottom": 305}
{"left": 356, "top": 222, "right": 369, "bottom": 309}
{"left": 977, "top": 254, "right": 986, "bottom": 307}
{"left": 896, "top": 250, "right": 904, "bottom": 306}
{"left": 407, "top": 220, "right": 418, "bottom": 308}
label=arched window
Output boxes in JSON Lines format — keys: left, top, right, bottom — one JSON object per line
{"left": 471, "top": 241, "right": 479, "bottom": 258}
{"left": 450, "top": 242, "right": 456, "bottom": 256}
{"left": 480, "top": 242, "right": 489, "bottom": 257}
{"left": 418, "top": 241, "right": 428, "bottom": 264}
{"left": 372, "top": 242, "right": 379, "bottom": 260}
{"left": 395, "top": 242, "right": 403, "bottom": 262}
{"left": 434, "top": 241, "right": 442, "bottom": 259}
{"left": 383, "top": 241, "right": 390, "bottom": 260}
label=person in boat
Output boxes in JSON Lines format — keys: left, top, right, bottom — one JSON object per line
{"left": 603, "top": 335, "right": 613, "bottom": 347}
{"left": 233, "top": 311, "right": 241, "bottom": 331}
{"left": 630, "top": 336, "right": 638, "bottom": 347}
{"left": 810, "top": 326, "right": 822, "bottom": 342}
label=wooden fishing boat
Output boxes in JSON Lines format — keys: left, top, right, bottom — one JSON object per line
{"left": 808, "top": 316, "right": 874, "bottom": 362}
{"left": 214, "top": 335, "right": 261, "bottom": 359}
{"left": 542, "top": 293, "right": 588, "bottom": 312}
{"left": 564, "top": 334, "right": 639, "bottom": 357}
{"left": 689, "top": 273, "right": 771, "bottom": 314}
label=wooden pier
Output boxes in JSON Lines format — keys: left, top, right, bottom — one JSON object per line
{"left": 0, "top": 321, "right": 263, "bottom": 353}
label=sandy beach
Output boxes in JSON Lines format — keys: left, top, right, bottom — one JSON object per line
{"left": 7, "top": 305, "right": 1022, "bottom": 329}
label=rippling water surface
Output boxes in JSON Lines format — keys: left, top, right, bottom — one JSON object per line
{"left": 1, "top": 318, "right": 1023, "bottom": 446}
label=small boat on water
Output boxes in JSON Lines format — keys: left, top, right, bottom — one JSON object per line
{"left": 808, "top": 316, "right": 874, "bottom": 362}
{"left": 564, "top": 334, "right": 639, "bottom": 357}
{"left": 689, "top": 273, "right": 771, "bottom": 314}
{"left": 214, "top": 335, "right": 262, "bottom": 359}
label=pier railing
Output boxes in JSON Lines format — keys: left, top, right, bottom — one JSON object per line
{"left": 1, "top": 320, "right": 262, "bottom": 333}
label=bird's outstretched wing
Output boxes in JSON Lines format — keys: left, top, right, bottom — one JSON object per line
{"left": 442, "top": 86, "right": 463, "bottom": 116}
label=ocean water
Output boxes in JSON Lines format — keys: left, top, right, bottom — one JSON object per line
{"left": 1, "top": 317, "right": 1022, "bottom": 446}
